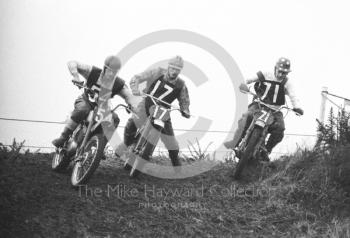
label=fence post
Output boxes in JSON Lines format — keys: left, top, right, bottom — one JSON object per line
{"left": 319, "top": 87, "right": 328, "bottom": 124}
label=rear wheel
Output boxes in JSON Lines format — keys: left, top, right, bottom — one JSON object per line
{"left": 234, "top": 127, "right": 262, "bottom": 179}
{"left": 71, "top": 133, "right": 107, "bottom": 186}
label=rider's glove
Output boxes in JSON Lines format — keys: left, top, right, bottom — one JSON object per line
{"left": 131, "top": 88, "right": 141, "bottom": 96}
{"left": 181, "top": 110, "right": 191, "bottom": 119}
{"left": 72, "top": 78, "right": 84, "bottom": 88}
{"left": 293, "top": 108, "right": 304, "bottom": 116}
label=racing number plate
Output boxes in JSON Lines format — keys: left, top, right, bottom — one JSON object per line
{"left": 152, "top": 106, "right": 170, "bottom": 121}
{"left": 153, "top": 119, "right": 165, "bottom": 127}
{"left": 255, "top": 110, "right": 269, "bottom": 127}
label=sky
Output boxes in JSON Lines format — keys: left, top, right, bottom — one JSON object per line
{"left": 0, "top": 0, "right": 349, "bottom": 156}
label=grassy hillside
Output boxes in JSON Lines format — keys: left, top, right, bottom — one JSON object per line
{"left": 0, "top": 142, "right": 349, "bottom": 237}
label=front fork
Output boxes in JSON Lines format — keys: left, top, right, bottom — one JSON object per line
{"left": 128, "top": 117, "right": 163, "bottom": 175}
{"left": 74, "top": 110, "right": 96, "bottom": 162}
{"left": 254, "top": 127, "right": 269, "bottom": 159}
{"left": 237, "top": 116, "right": 269, "bottom": 158}
{"left": 134, "top": 118, "right": 161, "bottom": 159}
{"left": 237, "top": 117, "right": 256, "bottom": 152}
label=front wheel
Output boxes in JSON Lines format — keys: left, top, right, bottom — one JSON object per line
{"left": 71, "top": 133, "right": 107, "bottom": 187}
{"left": 234, "top": 127, "right": 262, "bottom": 179}
{"left": 130, "top": 141, "right": 155, "bottom": 178}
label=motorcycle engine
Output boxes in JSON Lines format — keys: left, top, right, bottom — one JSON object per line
{"left": 66, "top": 127, "right": 86, "bottom": 156}
{"left": 66, "top": 139, "right": 78, "bottom": 157}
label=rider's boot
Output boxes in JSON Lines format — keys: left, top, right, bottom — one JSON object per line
{"left": 52, "top": 119, "right": 78, "bottom": 148}
{"left": 260, "top": 146, "right": 270, "bottom": 162}
{"left": 224, "top": 137, "right": 243, "bottom": 150}
{"left": 115, "top": 143, "right": 128, "bottom": 159}
{"left": 223, "top": 140, "right": 235, "bottom": 150}
{"left": 224, "top": 138, "right": 242, "bottom": 160}
{"left": 169, "top": 150, "right": 181, "bottom": 167}
{"left": 224, "top": 112, "right": 251, "bottom": 150}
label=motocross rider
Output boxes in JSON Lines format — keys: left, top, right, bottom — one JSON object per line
{"left": 52, "top": 55, "right": 138, "bottom": 148}
{"left": 116, "top": 56, "right": 191, "bottom": 167}
{"left": 224, "top": 57, "right": 304, "bottom": 161}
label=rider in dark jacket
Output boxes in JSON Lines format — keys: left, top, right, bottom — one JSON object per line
{"left": 52, "top": 55, "right": 138, "bottom": 148}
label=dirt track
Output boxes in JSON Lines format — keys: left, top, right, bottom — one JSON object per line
{"left": 0, "top": 154, "right": 333, "bottom": 237}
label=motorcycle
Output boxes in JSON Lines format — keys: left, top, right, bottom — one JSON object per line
{"left": 124, "top": 93, "right": 186, "bottom": 177}
{"left": 233, "top": 83, "right": 300, "bottom": 179}
{"left": 52, "top": 81, "right": 130, "bottom": 186}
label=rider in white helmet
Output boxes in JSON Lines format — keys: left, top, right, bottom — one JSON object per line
{"left": 224, "top": 57, "right": 304, "bottom": 161}
{"left": 116, "top": 56, "right": 191, "bottom": 167}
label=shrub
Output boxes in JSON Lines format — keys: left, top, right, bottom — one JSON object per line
{"left": 316, "top": 108, "right": 350, "bottom": 149}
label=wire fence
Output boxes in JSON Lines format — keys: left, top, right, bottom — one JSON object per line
{"left": 0, "top": 117, "right": 317, "bottom": 136}
{"left": 0, "top": 144, "right": 293, "bottom": 156}
{"left": 0, "top": 116, "right": 317, "bottom": 156}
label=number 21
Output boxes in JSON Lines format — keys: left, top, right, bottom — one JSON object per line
{"left": 261, "top": 82, "right": 280, "bottom": 103}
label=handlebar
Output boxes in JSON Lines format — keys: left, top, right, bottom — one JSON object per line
{"left": 239, "top": 83, "right": 300, "bottom": 116}
{"left": 254, "top": 98, "right": 301, "bottom": 116}
{"left": 72, "top": 80, "right": 132, "bottom": 114}
{"left": 142, "top": 93, "right": 179, "bottom": 111}
{"left": 257, "top": 99, "right": 291, "bottom": 111}
{"left": 72, "top": 80, "right": 90, "bottom": 91}
{"left": 142, "top": 93, "right": 192, "bottom": 118}
{"left": 111, "top": 104, "right": 131, "bottom": 114}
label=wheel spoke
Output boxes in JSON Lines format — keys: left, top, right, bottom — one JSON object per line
{"left": 80, "top": 162, "right": 88, "bottom": 175}
{"left": 74, "top": 163, "right": 83, "bottom": 181}
{"left": 71, "top": 135, "right": 104, "bottom": 186}
{"left": 79, "top": 141, "right": 98, "bottom": 176}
